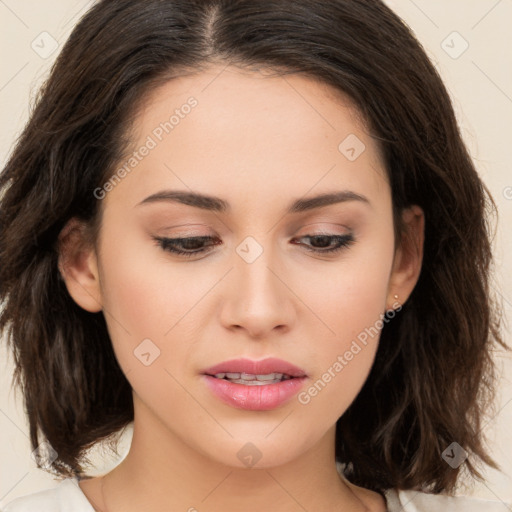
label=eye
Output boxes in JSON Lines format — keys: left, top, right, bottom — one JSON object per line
{"left": 153, "top": 236, "right": 219, "bottom": 258}
{"left": 153, "top": 233, "right": 355, "bottom": 258}
{"left": 292, "top": 233, "right": 355, "bottom": 254}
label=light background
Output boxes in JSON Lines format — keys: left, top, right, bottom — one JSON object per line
{"left": 0, "top": 0, "right": 511, "bottom": 507}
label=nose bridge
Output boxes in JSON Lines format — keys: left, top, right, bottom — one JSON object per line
{"left": 235, "top": 235, "right": 283, "bottom": 304}
{"left": 220, "top": 234, "right": 294, "bottom": 335}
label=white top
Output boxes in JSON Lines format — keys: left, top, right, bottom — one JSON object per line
{"left": 1, "top": 477, "right": 510, "bottom": 511}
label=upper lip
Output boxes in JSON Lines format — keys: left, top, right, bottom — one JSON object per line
{"left": 202, "top": 357, "right": 308, "bottom": 378}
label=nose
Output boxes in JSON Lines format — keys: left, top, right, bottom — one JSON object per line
{"left": 219, "top": 245, "right": 295, "bottom": 339}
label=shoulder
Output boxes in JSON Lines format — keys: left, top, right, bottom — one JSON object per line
{"left": 1, "top": 478, "right": 95, "bottom": 512}
{"left": 385, "top": 488, "right": 512, "bottom": 512}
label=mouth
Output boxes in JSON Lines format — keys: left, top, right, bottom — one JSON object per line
{"left": 201, "top": 357, "right": 308, "bottom": 382}
{"left": 201, "top": 357, "right": 308, "bottom": 410}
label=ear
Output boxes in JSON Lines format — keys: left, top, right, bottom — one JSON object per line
{"left": 386, "top": 205, "right": 424, "bottom": 310}
{"left": 57, "top": 218, "right": 102, "bottom": 313}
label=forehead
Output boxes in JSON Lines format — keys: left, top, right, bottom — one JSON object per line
{"left": 135, "top": 65, "right": 368, "bottom": 146}
{"left": 105, "top": 65, "right": 389, "bottom": 213}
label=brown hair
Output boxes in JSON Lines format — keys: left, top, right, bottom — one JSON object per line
{"left": 0, "top": 0, "right": 507, "bottom": 495}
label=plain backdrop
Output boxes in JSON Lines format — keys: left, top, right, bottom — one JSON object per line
{"left": 1, "top": 0, "right": 511, "bottom": 507}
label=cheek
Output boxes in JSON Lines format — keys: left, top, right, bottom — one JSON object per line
{"left": 98, "top": 229, "right": 208, "bottom": 338}
{"left": 308, "top": 242, "right": 393, "bottom": 343}
{"left": 95, "top": 230, "right": 181, "bottom": 371}
{"left": 298, "top": 292, "right": 384, "bottom": 424}
{"left": 299, "top": 243, "right": 393, "bottom": 414}
{"left": 96, "top": 245, "right": 193, "bottom": 411}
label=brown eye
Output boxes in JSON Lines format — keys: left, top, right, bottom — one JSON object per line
{"left": 153, "top": 236, "right": 219, "bottom": 257}
{"left": 292, "top": 233, "right": 355, "bottom": 254}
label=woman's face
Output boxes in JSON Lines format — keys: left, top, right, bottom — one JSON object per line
{"left": 65, "top": 65, "right": 422, "bottom": 469}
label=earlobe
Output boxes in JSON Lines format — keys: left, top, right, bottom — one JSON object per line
{"left": 58, "top": 218, "right": 103, "bottom": 313}
{"left": 387, "top": 205, "right": 425, "bottom": 310}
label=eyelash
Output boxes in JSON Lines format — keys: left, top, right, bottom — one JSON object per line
{"left": 153, "top": 233, "right": 355, "bottom": 258}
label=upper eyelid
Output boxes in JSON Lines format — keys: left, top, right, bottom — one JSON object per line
{"left": 157, "top": 231, "right": 350, "bottom": 240}
{"left": 155, "top": 221, "right": 352, "bottom": 235}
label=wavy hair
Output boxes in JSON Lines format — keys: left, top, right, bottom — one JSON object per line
{"left": 0, "top": 0, "right": 506, "bottom": 495}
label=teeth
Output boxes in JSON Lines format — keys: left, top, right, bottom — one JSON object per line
{"left": 225, "top": 379, "right": 282, "bottom": 385}
{"left": 256, "top": 373, "right": 280, "bottom": 381}
{"left": 213, "top": 372, "right": 293, "bottom": 383}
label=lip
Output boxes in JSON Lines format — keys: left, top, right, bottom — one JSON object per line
{"left": 202, "top": 357, "right": 308, "bottom": 378}
{"left": 201, "top": 358, "right": 308, "bottom": 411}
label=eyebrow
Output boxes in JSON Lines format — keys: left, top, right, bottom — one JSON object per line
{"left": 136, "top": 189, "right": 370, "bottom": 213}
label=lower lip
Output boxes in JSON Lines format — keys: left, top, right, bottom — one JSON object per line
{"left": 203, "top": 375, "right": 307, "bottom": 411}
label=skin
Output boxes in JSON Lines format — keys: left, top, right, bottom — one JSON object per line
{"left": 59, "top": 64, "right": 424, "bottom": 512}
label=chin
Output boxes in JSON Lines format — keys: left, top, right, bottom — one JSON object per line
{"left": 201, "top": 434, "right": 312, "bottom": 470}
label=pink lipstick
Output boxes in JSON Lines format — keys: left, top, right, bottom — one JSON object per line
{"left": 201, "top": 357, "right": 308, "bottom": 411}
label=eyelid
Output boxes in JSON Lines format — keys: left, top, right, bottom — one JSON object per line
{"left": 297, "top": 226, "right": 349, "bottom": 236}
{"left": 154, "top": 223, "right": 213, "bottom": 235}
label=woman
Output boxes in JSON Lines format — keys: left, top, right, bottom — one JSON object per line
{"left": 0, "top": 0, "right": 508, "bottom": 510}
